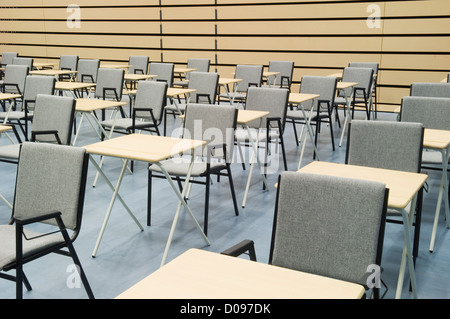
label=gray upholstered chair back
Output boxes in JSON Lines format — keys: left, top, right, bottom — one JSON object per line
{"left": 59, "top": 55, "right": 78, "bottom": 71}
{"left": 13, "top": 142, "right": 88, "bottom": 232}
{"left": 134, "top": 80, "right": 168, "bottom": 122}
{"left": 95, "top": 68, "right": 124, "bottom": 101}
{"left": 12, "top": 57, "right": 33, "bottom": 70}
{"left": 31, "top": 94, "right": 75, "bottom": 145}
{"left": 267, "top": 60, "right": 294, "bottom": 88}
{"left": 76, "top": 59, "right": 100, "bottom": 83}
{"left": 183, "top": 103, "right": 237, "bottom": 163}
{"left": 188, "top": 71, "right": 219, "bottom": 104}
{"left": 270, "top": 171, "right": 387, "bottom": 286}
{"left": 129, "top": 56, "right": 149, "bottom": 74}
{"left": 346, "top": 120, "right": 423, "bottom": 173}
{"left": 149, "top": 62, "right": 174, "bottom": 87}
{"left": 244, "top": 86, "right": 289, "bottom": 129}
{"left": 23, "top": 75, "right": 56, "bottom": 109}
{"left": 410, "top": 82, "right": 450, "bottom": 98}
{"left": 348, "top": 62, "right": 379, "bottom": 76}
{"left": 234, "top": 64, "right": 263, "bottom": 93}
{"left": 185, "top": 58, "right": 210, "bottom": 80}
{"left": 299, "top": 75, "right": 337, "bottom": 111}
{"left": 1, "top": 52, "right": 18, "bottom": 66}
{"left": 401, "top": 96, "right": 450, "bottom": 131}
{"left": 341, "top": 67, "right": 374, "bottom": 98}
{"left": 2, "top": 64, "right": 29, "bottom": 94}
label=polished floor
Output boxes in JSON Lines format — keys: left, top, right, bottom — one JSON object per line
{"left": 0, "top": 103, "right": 449, "bottom": 300}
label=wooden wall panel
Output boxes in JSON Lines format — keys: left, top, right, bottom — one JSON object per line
{"left": 0, "top": 0, "right": 449, "bottom": 107}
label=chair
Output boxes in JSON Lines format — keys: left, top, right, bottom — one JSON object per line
{"left": 12, "top": 57, "right": 33, "bottom": 71}
{"left": 95, "top": 67, "right": 127, "bottom": 118}
{"left": 0, "top": 65, "right": 29, "bottom": 114}
{"left": 0, "top": 75, "right": 56, "bottom": 140}
{"left": 218, "top": 64, "right": 263, "bottom": 107}
{"left": 264, "top": 60, "right": 294, "bottom": 90}
{"left": 1, "top": 52, "right": 18, "bottom": 68}
{"left": 0, "top": 142, "right": 94, "bottom": 299}
{"left": 345, "top": 119, "right": 424, "bottom": 298}
{"left": 235, "top": 86, "right": 290, "bottom": 171}
{"left": 410, "top": 82, "right": 450, "bottom": 99}
{"left": 164, "top": 71, "right": 219, "bottom": 135}
{"left": 76, "top": 59, "right": 100, "bottom": 83}
{"left": 101, "top": 80, "right": 168, "bottom": 136}
{"left": 0, "top": 94, "right": 75, "bottom": 164}
{"left": 58, "top": 55, "right": 78, "bottom": 81}
{"left": 334, "top": 67, "right": 374, "bottom": 120}
{"left": 349, "top": 62, "right": 379, "bottom": 117}
{"left": 128, "top": 55, "right": 149, "bottom": 75}
{"left": 400, "top": 96, "right": 450, "bottom": 252}
{"left": 148, "top": 103, "right": 239, "bottom": 235}
{"left": 286, "top": 76, "right": 338, "bottom": 156}
{"left": 149, "top": 62, "right": 174, "bottom": 87}
{"left": 173, "top": 58, "right": 210, "bottom": 88}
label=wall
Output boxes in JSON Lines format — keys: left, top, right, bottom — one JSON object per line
{"left": 0, "top": 0, "right": 449, "bottom": 109}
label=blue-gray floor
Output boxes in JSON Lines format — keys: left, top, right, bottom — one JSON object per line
{"left": 0, "top": 106, "right": 449, "bottom": 300}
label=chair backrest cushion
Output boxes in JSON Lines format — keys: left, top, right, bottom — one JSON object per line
{"left": 346, "top": 119, "right": 423, "bottom": 173}
{"left": 23, "top": 75, "right": 56, "bottom": 104}
{"left": 14, "top": 142, "right": 88, "bottom": 231}
{"left": 410, "top": 82, "right": 450, "bottom": 99}
{"left": 268, "top": 60, "right": 294, "bottom": 87}
{"left": 235, "top": 65, "right": 263, "bottom": 92}
{"left": 188, "top": 71, "right": 219, "bottom": 104}
{"left": 1, "top": 52, "right": 18, "bottom": 65}
{"left": 186, "top": 58, "right": 210, "bottom": 80}
{"left": 342, "top": 67, "right": 374, "bottom": 97}
{"left": 271, "top": 171, "right": 387, "bottom": 286}
{"left": 76, "top": 59, "right": 100, "bottom": 83}
{"left": 59, "top": 55, "right": 78, "bottom": 70}
{"left": 134, "top": 80, "right": 168, "bottom": 121}
{"left": 401, "top": 96, "right": 450, "bottom": 130}
{"left": 3, "top": 65, "right": 29, "bottom": 94}
{"left": 149, "top": 62, "right": 174, "bottom": 87}
{"left": 245, "top": 87, "right": 289, "bottom": 129}
{"left": 129, "top": 55, "right": 149, "bottom": 74}
{"left": 95, "top": 68, "right": 124, "bottom": 100}
{"left": 300, "top": 75, "right": 337, "bottom": 111}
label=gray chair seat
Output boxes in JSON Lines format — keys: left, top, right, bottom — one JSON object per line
{"left": 286, "top": 109, "right": 305, "bottom": 120}
{"left": 164, "top": 103, "right": 187, "bottom": 114}
{"left": 0, "top": 111, "right": 33, "bottom": 121}
{"left": 101, "top": 118, "right": 156, "bottom": 130}
{"left": 149, "top": 158, "right": 225, "bottom": 177}
{"left": 172, "top": 79, "right": 189, "bottom": 87}
{"left": 235, "top": 127, "right": 279, "bottom": 143}
{"left": 422, "top": 149, "right": 443, "bottom": 164}
{"left": 0, "top": 144, "right": 20, "bottom": 159}
{"left": 219, "top": 92, "right": 246, "bottom": 101}
{"left": 0, "top": 225, "right": 64, "bottom": 269}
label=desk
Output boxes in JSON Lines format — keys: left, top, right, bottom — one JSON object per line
{"left": 423, "top": 128, "right": 450, "bottom": 252}
{"left": 55, "top": 81, "right": 97, "bottom": 98}
{"left": 0, "top": 124, "right": 14, "bottom": 209}
{"left": 0, "top": 93, "right": 22, "bottom": 125}
{"left": 83, "top": 134, "right": 208, "bottom": 263}
{"left": 100, "top": 63, "right": 130, "bottom": 69}
{"left": 238, "top": 109, "right": 270, "bottom": 208}
{"left": 336, "top": 81, "right": 359, "bottom": 147}
{"left": 288, "top": 93, "right": 320, "bottom": 169}
{"left": 174, "top": 67, "right": 196, "bottom": 75}
{"left": 116, "top": 248, "right": 365, "bottom": 299}
{"left": 219, "top": 77, "right": 243, "bottom": 105}
{"left": 263, "top": 71, "right": 280, "bottom": 87}
{"left": 29, "top": 69, "right": 77, "bottom": 80}
{"left": 299, "top": 161, "right": 428, "bottom": 299}
{"left": 73, "top": 98, "right": 127, "bottom": 145}
{"left": 33, "top": 62, "right": 57, "bottom": 70}
{"left": 123, "top": 73, "right": 157, "bottom": 90}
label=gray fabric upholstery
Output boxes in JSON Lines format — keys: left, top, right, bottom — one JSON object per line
{"left": 410, "top": 83, "right": 450, "bottom": 98}
{"left": 401, "top": 96, "right": 450, "bottom": 164}
{"left": 173, "top": 58, "right": 210, "bottom": 87}
{"left": 346, "top": 120, "right": 423, "bottom": 173}
{"left": 149, "top": 62, "right": 174, "bottom": 87}
{"left": 271, "top": 171, "right": 386, "bottom": 286}
{"left": 0, "top": 144, "right": 20, "bottom": 159}
{"left": 95, "top": 68, "right": 124, "bottom": 101}
{"left": 2, "top": 64, "right": 29, "bottom": 95}
{"left": 1, "top": 52, "right": 18, "bottom": 66}
{"left": 128, "top": 56, "right": 149, "bottom": 74}
{"left": 30, "top": 94, "right": 75, "bottom": 145}
{"left": 0, "top": 142, "right": 87, "bottom": 276}
{"left": 337, "top": 66, "right": 374, "bottom": 101}
{"left": 265, "top": 60, "right": 294, "bottom": 88}
{"left": 12, "top": 57, "right": 33, "bottom": 70}
{"left": 219, "top": 65, "right": 263, "bottom": 102}
{"left": 76, "top": 59, "right": 99, "bottom": 83}
{"left": 59, "top": 55, "right": 78, "bottom": 71}
{"left": 348, "top": 62, "right": 379, "bottom": 76}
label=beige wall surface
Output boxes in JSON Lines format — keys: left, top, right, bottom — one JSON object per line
{"left": 0, "top": 0, "right": 449, "bottom": 107}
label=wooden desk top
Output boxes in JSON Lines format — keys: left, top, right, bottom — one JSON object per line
{"left": 30, "top": 69, "right": 77, "bottom": 76}
{"left": 337, "top": 81, "right": 358, "bottom": 89}
{"left": 75, "top": 98, "right": 126, "bottom": 112}
{"left": 167, "top": 87, "right": 196, "bottom": 97}
{"left": 299, "top": 161, "right": 427, "bottom": 210}
{"left": 263, "top": 71, "right": 280, "bottom": 77}
{"left": 0, "top": 124, "right": 12, "bottom": 133}
{"left": 219, "top": 77, "right": 243, "bottom": 85}
{"left": 56, "top": 81, "right": 96, "bottom": 91}
{"left": 124, "top": 74, "right": 157, "bottom": 81}
{"left": 33, "top": 62, "right": 57, "bottom": 69}
{"left": 423, "top": 128, "right": 450, "bottom": 150}
{"left": 84, "top": 133, "right": 205, "bottom": 163}
{"left": 288, "top": 93, "right": 320, "bottom": 104}
{"left": 0, "top": 93, "right": 21, "bottom": 101}
{"left": 116, "top": 248, "right": 365, "bottom": 299}
{"left": 174, "top": 67, "right": 196, "bottom": 74}
{"left": 237, "top": 109, "right": 270, "bottom": 124}
{"left": 100, "top": 63, "right": 130, "bottom": 69}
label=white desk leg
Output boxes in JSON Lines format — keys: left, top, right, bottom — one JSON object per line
{"left": 89, "top": 156, "right": 144, "bottom": 257}
{"left": 297, "top": 105, "right": 319, "bottom": 170}
{"left": 339, "top": 90, "right": 352, "bottom": 147}
{"left": 0, "top": 193, "right": 12, "bottom": 209}
{"left": 429, "top": 147, "right": 450, "bottom": 252}
{"left": 159, "top": 158, "right": 210, "bottom": 266}
{"left": 242, "top": 125, "right": 269, "bottom": 208}
{"left": 395, "top": 195, "right": 418, "bottom": 299}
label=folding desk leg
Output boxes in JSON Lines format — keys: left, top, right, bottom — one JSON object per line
{"left": 297, "top": 106, "right": 319, "bottom": 170}
{"left": 395, "top": 196, "right": 418, "bottom": 299}
{"left": 159, "top": 159, "right": 210, "bottom": 267}
{"left": 0, "top": 193, "right": 12, "bottom": 209}
{"left": 429, "top": 147, "right": 450, "bottom": 252}
{"left": 339, "top": 90, "right": 352, "bottom": 147}
{"left": 89, "top": 156, "right": 144, "bottom": 257}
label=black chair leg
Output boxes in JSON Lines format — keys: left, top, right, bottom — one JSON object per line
{"left": 226, "top": 165, "right": 239, "bottom": 216}
{"left": 147, "top": 168, "right": 152, "bottom": 226}
{"left": 204, "top": 173, "right": 210, "bottom": 236}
